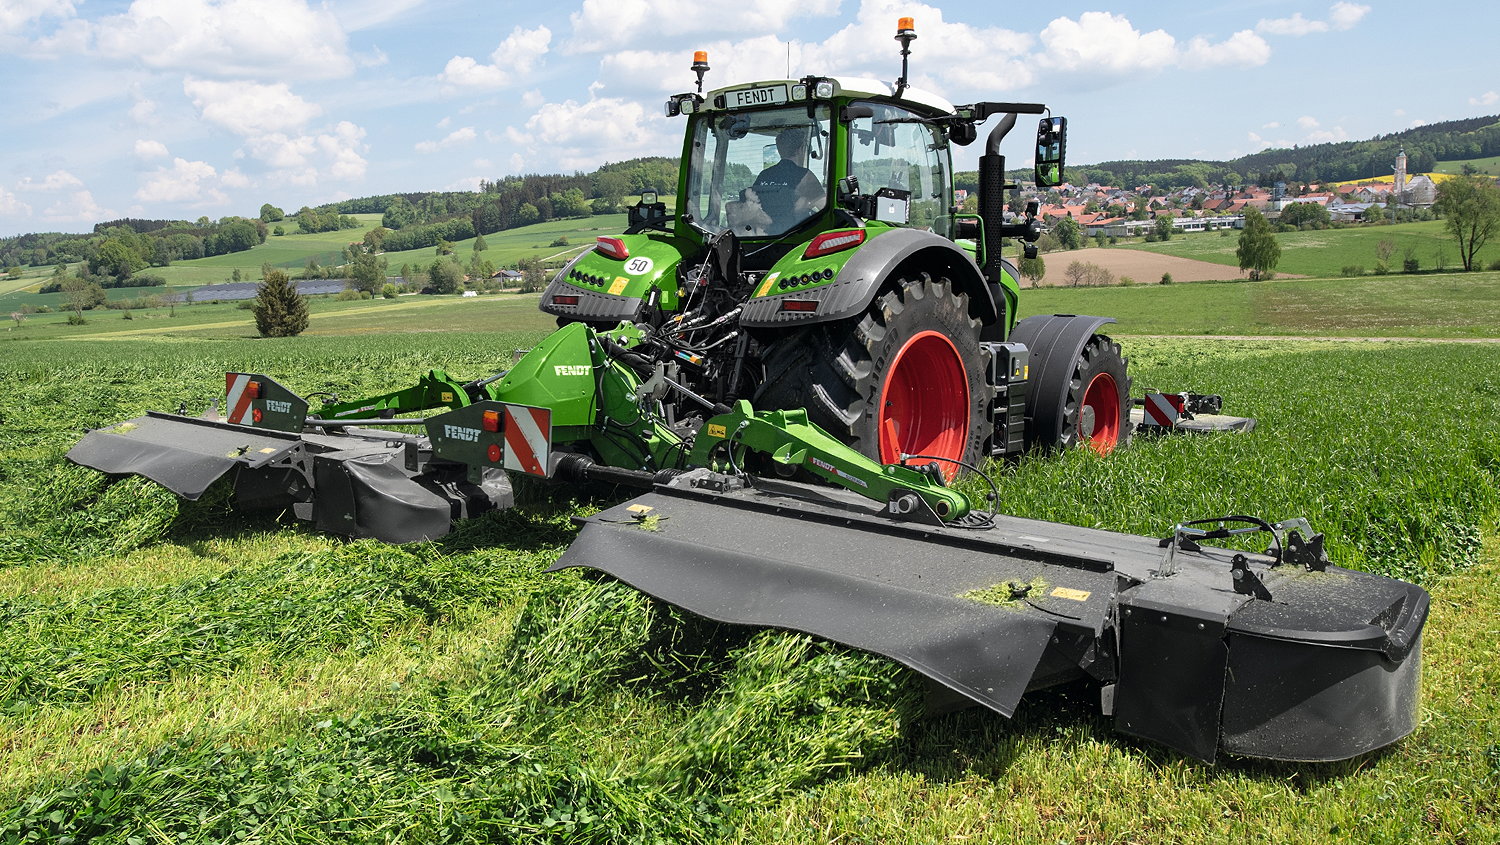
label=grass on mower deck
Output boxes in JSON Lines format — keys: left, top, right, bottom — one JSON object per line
{"left": 1120, "top": 220, "right": 1500, "bottom": 279}
{"left": 1019, "top": 269, "right": 1500, "bottom": 338}
{"left": 0, "top": 332, "right": 1497, "bottom": 840}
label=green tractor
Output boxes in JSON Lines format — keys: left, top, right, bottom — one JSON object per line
{"left": 66, "top": 22, "right": 1428, "bottom": 764}
{"left": 539, "top": 38, "right": 1127, "bottom": 473}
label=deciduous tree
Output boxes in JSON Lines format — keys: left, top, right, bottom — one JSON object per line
{"left": 427, "top": 258, "right": 464, "bottom": 294}
{"left": 1237, "top": 208, "right": 1281, "bottom": 281}
{"left": 1017, "top": 254, "right": 1046, "bottom": 287}
{"left": 1434, "top": 175, "right": 1500, "bottom": 271}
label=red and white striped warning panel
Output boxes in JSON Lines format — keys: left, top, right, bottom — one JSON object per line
{"left": 1142, "top": 392, "right": 1185, "bottom": 428}
{"left": 225, "top": 373, "right": 257, "bottom": 425}
{"left": 503, "top": 404, "right": 552, "bottom": 477}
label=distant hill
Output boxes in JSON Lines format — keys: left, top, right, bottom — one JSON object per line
{"left": 1072, "top": 115, "right": 1500, "bottom": 189}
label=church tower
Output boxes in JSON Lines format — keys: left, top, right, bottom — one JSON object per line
{"left": 1394, "top": 147, "right": 1408, "bottom": 200}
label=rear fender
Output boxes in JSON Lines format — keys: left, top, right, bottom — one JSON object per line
{"left": 740, "top": 228, "right": 997, "bottom": 329}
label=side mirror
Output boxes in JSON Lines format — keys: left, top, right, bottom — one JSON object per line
{"left": 1034, "top": 116, "right": 1067, "bottom": 188}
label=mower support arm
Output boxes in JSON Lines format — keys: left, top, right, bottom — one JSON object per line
{"left": 686, "top": 401, "right": 972, "bottom": 522}
{"left": 317, "top": 369, "right": 490, "bottom": 420}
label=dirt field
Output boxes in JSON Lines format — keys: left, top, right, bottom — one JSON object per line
{"left": 1032, "top": 247, "right": 1297, "bottom": 287}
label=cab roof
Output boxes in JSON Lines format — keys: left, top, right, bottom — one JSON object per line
{"left": 703, "top": 76, "right": 955, "bottom": 116}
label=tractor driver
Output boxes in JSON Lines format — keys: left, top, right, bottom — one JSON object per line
{"left": 751, "top": 127, "right": 825, "bottom": 233}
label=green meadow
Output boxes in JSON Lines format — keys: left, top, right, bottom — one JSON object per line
{"left": 1123, "top": 220, "right": 1500, "bottom": 278}
{"left": 0, "top": 264, "right": 1496, "bottom": 841}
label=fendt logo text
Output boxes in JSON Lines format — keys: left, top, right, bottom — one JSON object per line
{"left": 443, "top": 425, "right": 481, "bottom": 442}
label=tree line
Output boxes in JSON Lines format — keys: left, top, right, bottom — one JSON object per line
{"left": 0, "top": 217, "right": 270, "bottom": 277}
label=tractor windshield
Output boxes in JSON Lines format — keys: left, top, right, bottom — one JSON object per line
{"left": 685, "top": 105, "right": 831, "bottom": 237}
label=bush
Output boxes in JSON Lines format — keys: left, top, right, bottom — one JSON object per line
{"left": 1341, "top": 265, "right": 1365, "bottom": 277}
{"left": 1119, "top": 276, "right": 1136, "bottom": 286}
{"left": 121, "top": 310, "right": 132, "bottom": 320}
{"left": 381, "top": 284, "right": 398, "bottom": 299}
{"left": 67, "top": 313, "right": 86, "bottom": 325}
{"left": 1488, "top": 259, "right": 1500, "bottom": 271}
{"left": 336, "top": 289, "right": 361, "bottom": 301}
{"left": 1403, "top": 258, "right": 1420, "bottom": 273}
{"left": 550, "top": 236, "right": 570, "bottom": 247}
{"left": 1159, "top": 272, "right": 1173, "bottom": 285}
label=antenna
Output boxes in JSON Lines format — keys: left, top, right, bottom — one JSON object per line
{"left": 894, "top": 17, "right": 916, "bottom": 97}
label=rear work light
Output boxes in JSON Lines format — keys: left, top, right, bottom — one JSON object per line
{"left": 481, "top": 409, "right": 501, "bottom": 432}
{"left": 780, "top": 300, "right": 818, "bottom": 313}
{"left": 595, "top": 236, "right": 629, "bottom": 260}
{"left": 552, "top": 294, "right": 580, "bottom": 306}
{"left": 246, "top": 380, "right": 261, "bottom": 399}
{"left": 802, "top": 229, "right": 866, "bottom": 259}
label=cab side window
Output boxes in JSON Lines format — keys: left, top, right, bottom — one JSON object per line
{"left": 848, "top": 102, "right": 951, "bottom": 235}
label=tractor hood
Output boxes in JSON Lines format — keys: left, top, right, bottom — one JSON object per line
{"left": 540, "top": 233, "right": 694, "bottom": 323}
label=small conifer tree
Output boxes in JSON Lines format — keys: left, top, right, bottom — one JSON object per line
{"left": 254, "top": 269, "right": 309, "bottom": 337}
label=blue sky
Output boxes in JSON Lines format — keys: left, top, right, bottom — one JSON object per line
{"left": 2, "top": 0, "right": 1495, "bottom": 237}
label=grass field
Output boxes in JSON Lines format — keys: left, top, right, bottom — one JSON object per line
{"left": 9, "top": 268, "right": 1499, "bottom": 343}
{"left": 1017, "top": 270, "right": 1500, "bottom": 338}
{"left": 0, "top": 213, "right": 632, "bottom": 313}
{"left": 1121, "top": 220, "right": 1500, "bottom": 278}
{"left": 1, "top": 274, "right": 1497, "bottom": 841}
{"left": 1433, "top": 155, "right": 1500, "bottom": 176}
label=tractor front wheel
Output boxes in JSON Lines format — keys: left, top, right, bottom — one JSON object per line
{"left": 755, "top": 274, "right": 989, "bottom": 480}
{"left": 1041, "top": 333, "right": 1130, "bottom": 455}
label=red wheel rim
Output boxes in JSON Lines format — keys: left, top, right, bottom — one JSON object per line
{"left": 878, "top": 330, "right": 969, "bottom": 481}
{"left": 1080, "top": 372, "right": 1121, "bottom": 455}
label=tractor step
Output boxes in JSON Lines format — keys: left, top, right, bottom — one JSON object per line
{"left": 553, "top": 476, "right": 1425, "bottom": 762}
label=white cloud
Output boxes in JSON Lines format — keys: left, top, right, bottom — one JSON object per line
{"left": 1297, "top": 115, "right": 1320, "bottom": 129}
{"left": 95, "top": 0, "right": 354, "bottom": 80}
{"left": 1328, "top": 2, "right": 1371, "bottom": 30}
{"left": 440, "top": 56, "right": 508, "bottom": 88}
{"left": 42, "top": 190, "right": 110, "bottom": 224}
{"left": 1263, "top": 121, "right": 1282, "bottom": 129}
{"left": 596, "top": 3, "right": 1035, "bottom": 101}
{"left": 567, "top": 0, "right": 838, "bottom": 53}
{"left": 136, "top": 158, "right": 227, "bottom": 205}
{"left": 184, "top": 78, "right": 323, "bottom": 136}
{"left": 1470, "top": 91, "right": 1499, "bottom": 107}
{"left": 135, "top": 139, "right": 170, "bottom": 159}
{"left": 415, "top": 127, "right": 476, "bottom": 154}
{"left": 18, "top": 170, "right": 84, "bottom": 192}
{"left": 1306, "top": 126, "right": 1349, "bottom": 143}
{"left": 242, "top": 121, "right": 367, "bottom": 184}
{"left": 1258, "top": 2, "right": 1369, "bottom": 36}
{"left": 0, "top": 0, "right": 74, "bottom": 35}
{"left": 506, "top": 96, "right": 673, "bottom": 170}
{"left": 1180, "top": 30, "right": 1270, "bottom": 69}
{"left": 440, "top": 25, "right": 552, "bottom": 90}
{"left": 1036, "top": 12, "right": 1176, "bottom": 74}
{"left": 0, "top": 188, "right": 33, "bottom": 219}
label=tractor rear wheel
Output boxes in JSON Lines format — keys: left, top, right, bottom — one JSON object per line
{"left": 755, "top": 274, "right": 989, "bottom": 480}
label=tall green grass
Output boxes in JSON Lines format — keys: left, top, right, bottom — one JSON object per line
{"left": 0, "top": 330, "right": 1497, "bottom": 840}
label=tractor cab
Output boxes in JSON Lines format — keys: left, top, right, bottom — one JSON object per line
{"left": 671, "top": 76, "right": 958, "bottom": 254}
